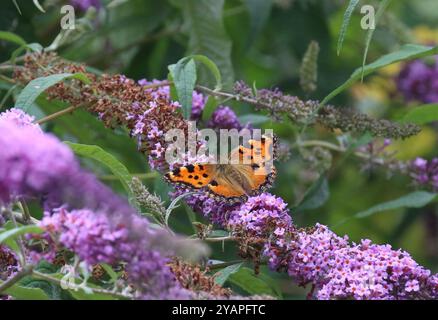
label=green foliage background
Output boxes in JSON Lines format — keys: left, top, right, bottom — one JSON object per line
{"left": 1, "top": 0, "right": 438, "bottom": 299}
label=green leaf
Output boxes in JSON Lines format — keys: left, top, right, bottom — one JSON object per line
{"left": 107, "top": 0, "right": 130, "bottom": 8}
{"left": 0, "top": 221, "right": 21, "bottom": 254}
{"left": 0, "top": 82, "right": 13, "bottom": 91}
{"left": 214, "top": 263, "right": 243, "bottom": 286}
{"left": 15, "top": 73, "right": 91, "bottom": 112}
{"left": 295, "top": 176, "right": 329, "bottom": 211}
{"left": 243, "top": 0, "right": 273, "bottom": 47}
{"left": 12, "top": 0, "right": 22, "bottom": 15}
{"left": 322, "top": 44, "right": 438, "bottom": 106}
{"left": 174, "top": 0, "right": 234, "bottom": 87}
{"left": 228, "top": 267, "right": 276, "bottom": 297}
{"left": 354, "top": 191, "right": 437, "bottom": 219}
{"left": 0, "top": 31, "right": 26, "bottom": 46}
{"left": 35, "top": 260, "right": 58, "bottom": 274}
{"left": 189, "top": 55, "right": 222, "bottom": 90}
{"left": 168, "top": 58, "right": 197, "bottom": 119}
{"left": 208, "top": 230, "right": 230, "bottom": 237}
{"left": 11, "top": 43, "right": 43, "bottom": 63}
{"left": 165, "top": 192, "right": 199, "bottom": 226}
{"left": 361, "top": 0, "right": 392, "bottom": 80}
{"left": 35, "top": 96, "right": 143, "bottom": 170}
{"left": 32, "top": 0, "right": 46, "bottom": 12}
{"left": 167, "top": 72, "right": 178, "bottom": 103}
{"left": 101, "top": 264, "right": 119, "bottom": 283}
{"left": 402, "top": 104, "right": 438, "bottom": 125}
{"left": 238, "top": 114, "right": 270, "bottom": 126}
{"left": 201, "top": 95, "right": 219, "bottom": 122}
{"left": 337, "top": 0, "right": 360, "bottom": 56}
{"left": 42, "top": 273, "right": 118, "bottom": 300}
{"left": 68, "top": 287, "right": 118, "bottom": 300}
{"left": 19, "top": 277, "right": 62, "bottom": 300}
{"left": 65, "top": 142, "right": 139, "bottom": 208}
{"left": 3, "top": 283, "right": 49, "bottom": 300}
{"left": 256, "top": 272, "right": 283, "bottom": 299}
{"left": 0, "top": 225, "right": 43, "bottom": 244}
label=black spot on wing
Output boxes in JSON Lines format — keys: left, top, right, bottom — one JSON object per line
{"left": 198, "top": 164, "right": 204, "bottom": 170}
{"left": 186, "top": 164, "right": 195, "bottom": 173}
{"left": 210, "top": 180, "right": 218, "bottom": 186}
{"left": 202, "top": 173, "right": 208, "bottom": 178}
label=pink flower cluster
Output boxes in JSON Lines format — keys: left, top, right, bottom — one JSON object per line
{"left": 410, "top": 157, "right": 438, "bottom": 191}
{"left": 0, "top": 109, "right": 200, "bottom": 299}
{"left": 36, "top": 208, "right": 190, "bottom": 299}
{"left": 226, "top": 194, "right": 438, "bottom": 300}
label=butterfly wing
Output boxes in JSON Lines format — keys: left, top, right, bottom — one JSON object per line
{"left": 239, "top": 163, "right": 276, "bottom": 192}
{"left": 165, "top": 164, "right": 216, "bottom": 188}
{"left": 206, "top": 173, "right": 248, "bottom": 199}
{"left": 229, "top": 135, "right": 276, "bottom": 165}
{"left": 206, "top": 163, "right": 276, "bottom": 201}
{"left": 165, "top": 135, "right": 277, "bottom": 202}
{"left": 250, "top": 135, "right": 276, "bottom": 162}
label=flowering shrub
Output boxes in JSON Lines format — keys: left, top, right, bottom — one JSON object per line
{"left": 0, "top": 0, "right": 438, "bottom": 301}
{"left": 396, "top": 58, "right": 438, "bottom": 104}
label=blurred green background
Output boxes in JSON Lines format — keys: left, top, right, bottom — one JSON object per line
{"left": 1, "top": 0, "right": 438, "bottom": 298}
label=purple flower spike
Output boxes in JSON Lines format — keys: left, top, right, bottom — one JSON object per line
{"left": 37, "top": 208, "right": 191, "bottom": 299}
{"left": 410, "top": 157, "right": 438, "bottom": 191}
{"left": 70, "top": 0, "right": 101, "bottom": 11}
{"left": 207, "top": 106, "right": 243, "bottom": 130}
{"left": 396, "top": 57, "right": 438, "bottom": 103}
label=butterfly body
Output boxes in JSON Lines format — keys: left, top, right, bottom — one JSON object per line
{"left": 165, "top": 135, "right": 277, "bottom": 203}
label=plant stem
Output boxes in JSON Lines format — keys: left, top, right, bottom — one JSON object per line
{"left": 36, "top": 105, "right": 81, "bottom": 124}
{"left": 99, "top": 172, "right": 159, "bottom": 181}
{"left": 195, "top": 85, "right": 273, "bottom": 110}
{"left": 298, "top": 140, "right": 345, "bottom": 152}
{"left": 141, "top": 80, "right": 171, "bottom": 90}
{"left": 0, "top": 84, "right": 17, "bottom": 109}
{"left": 7, "top": 209, "right": 27, "bottom": 267}
{"left": 11, "top": 210, "right": 39, "bottom": 225}
{"left": 0, "top": 266, "right": 33, "bottom": 294}
{"left": 30, "top": 80, "right": 267, "bottom": 126}
{"left": 202, "top": 236, "right": 236, "bottom": 242}
{"left": 18, "top": 200, "right": 32, "bottom": 223}
{"left": 0, "top": 55, "right": 25, "bottom": 66}
{"left": 0, "top": 65, "right": 15, "bottom": 71}
{"left": 297, "top": 139, "right": 387, "bottom": 165}
{"left": 208, "top": 260, "right": 245, "bottom": 270}
{"left": 32, "top": 270, "right": 133, "bottom": 300}
{"left": 29, "top": 79, "right": 163, "bottom": 126}
{"left": 0, "top": 75, "right": 15, "bottom": 84}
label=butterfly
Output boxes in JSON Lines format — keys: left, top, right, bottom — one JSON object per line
{"left": 165, "top": 135, "right": 277, "bottom": 203}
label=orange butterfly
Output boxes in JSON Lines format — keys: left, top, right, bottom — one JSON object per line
{"left": 165, "top": 135, "right": 277, "bottom": 202}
